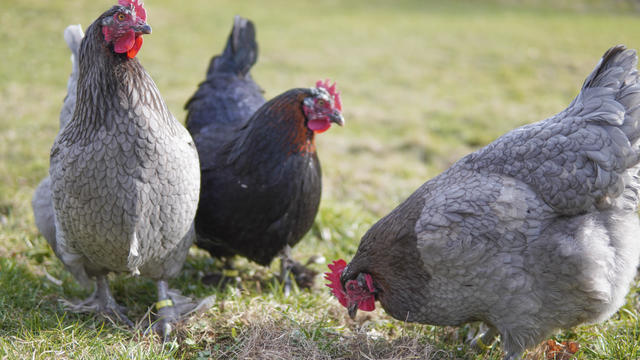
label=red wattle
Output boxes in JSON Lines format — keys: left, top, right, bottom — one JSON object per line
{"left": 360, "top": 273, "right": 376, "bottom": 311}
{"left": 325, "top": 260, "right": 376, "bottom": 313}
{"left": 114, "top": 30, "right": 135, "bottom": 54}
{"left": 359, "top": 297, "right": 376, "bottom": 311}
{"left": 308, "top": 118, "right": 331, "bottom": 133}
{"left": 127, "top": 36, "right": 144, "bottom": 58}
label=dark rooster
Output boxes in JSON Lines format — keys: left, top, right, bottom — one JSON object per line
{"left": 185, "top": 17, "right": 344, "bottom": 291}
{"left": 47, "top": 0, "right": 205, "bottom": 338}
{"left": 327, "top": 45, "right": 640, "bottom": 360}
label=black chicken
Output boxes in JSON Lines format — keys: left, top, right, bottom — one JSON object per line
{"left": 185, "top": 17, "right": 344, "bottom": 291}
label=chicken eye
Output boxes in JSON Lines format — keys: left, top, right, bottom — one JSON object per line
{"left": 117, "top": 13, "right": 126, "bottom": 21}
{"left": 316, "top": 99, "right": 326, "bottom": 107}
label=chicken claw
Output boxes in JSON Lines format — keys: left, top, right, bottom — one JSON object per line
{"left": 60, "top": 275, "right": 134, "bottom": 328}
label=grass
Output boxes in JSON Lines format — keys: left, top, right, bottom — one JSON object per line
{"left": 1, "top": 0, "right": 640, "bottom": 358}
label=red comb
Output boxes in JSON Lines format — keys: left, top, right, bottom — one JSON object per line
{"left": 118, "top": 0, "right": 146, "bottom": 21}
{"left": 324, "top": 259, "right": 348, "bottom": 307}
{"left": 316, "top": 79, "right": 342, "bottom": 111}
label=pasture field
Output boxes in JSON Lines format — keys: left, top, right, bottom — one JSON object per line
{"left": 1, "top": 0, "right": 639, "bottom": 358}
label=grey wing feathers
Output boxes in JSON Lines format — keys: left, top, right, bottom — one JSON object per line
{"left": 59, "top": 24, "right": 84, "bottom": 130}
{"left": 32, "top": 177, "right": 57, "bottom": 250}
{"left": 470, "top": 45, "right": 640, "bottom": 214}
{"left": 32, "top": 24, "right": 84, "bottom": 265}
{"left": 32, "top": 176, "right": 92, "bottom": 287}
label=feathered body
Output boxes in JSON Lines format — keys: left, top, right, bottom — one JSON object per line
{"left": 185, "top": 17, "right": 343, "bottom": 272}
{"left": 50, "top": 5, "right": 199, "bottom": 283}
{"left": 38, "top": 2, "right": 204, "bottom": 337}
{"left": 334, "top": 46, "right": 640, "bottom": 359}
{"left": 59, "top": 25, "right": 84, "bottom": 130}
{"left": 193, "top": 89, "right": 324, "bottom": 265}
{"left": 33, "top": 24, "right": 84, "bottom": 269}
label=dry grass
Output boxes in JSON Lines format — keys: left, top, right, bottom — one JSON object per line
{"left": 175, "top": 298, "right": 448, "bottom": 360}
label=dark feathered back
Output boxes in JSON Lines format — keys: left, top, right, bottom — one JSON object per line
{"left": 226, "top": 88, "right": 316, "bottom": 168}
{"left": 185, "top": 16, "right": 264, "bottom": 135}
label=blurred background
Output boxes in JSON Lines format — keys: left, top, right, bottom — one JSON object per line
{"left": 1, "top": 0, "right": 639, "bottom": 358}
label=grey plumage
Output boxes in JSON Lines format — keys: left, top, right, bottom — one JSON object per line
{"left": 59, "top": 24, "right": 83, "bottom": 130}
{"left": 36, "top": 5, "right": 203, "bottom": 338}
{"left": 32, "top": 24, "right": 84, "bottom": 268}
{"left": 32, "top": 176, "right": 56, "bottom": 251}
{"left": 50, "top": 15, "right": 199, "bottom": 282}
{"left": 341, "top": 45, "right": 640, "bottom": 360}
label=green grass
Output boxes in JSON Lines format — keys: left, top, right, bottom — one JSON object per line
{"left": 2, "top": 0, "right": 640, "bottom": 358}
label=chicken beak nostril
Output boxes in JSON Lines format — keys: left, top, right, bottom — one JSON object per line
{"left": 133, "top": 24, "right": 152, "bottom": 34}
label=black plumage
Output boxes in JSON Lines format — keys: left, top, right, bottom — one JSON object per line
{"left": 185, "top": 17, "right": 343, "bottom": 289}
{"left": 185, "top": 16, "right": 264, "bottom": 135}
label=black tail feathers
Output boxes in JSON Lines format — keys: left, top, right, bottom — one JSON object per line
{"left": 207, "top": 16, "right": 258, "bottom": 77}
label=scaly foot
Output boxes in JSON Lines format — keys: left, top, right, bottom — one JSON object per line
{"left": 60, "top": 275, "right": 133, "bottom": 327}
{"left": 470, "top": 324, "right": 498, "bottom": 352}
{"left": 149, "top": 280, "right": 215, "bottom": 341}
{"left": 280, "top": 249, "right": 320, "bottom": 295}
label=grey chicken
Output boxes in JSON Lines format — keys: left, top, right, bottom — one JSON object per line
{"left": 33, "top": 24, "right": 84, "bottom": 248}
{"left": 44, "top": 0, "right": 202, "bottom": 338}
{"left": 328, "top": 45, "right": 640, "bottom": 360}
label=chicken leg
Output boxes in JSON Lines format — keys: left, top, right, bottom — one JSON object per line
{"left": 61, "top": 275, "right": 133, "bottom": 327}
{"left": 279, "top": 245, "right": 319, "bottom": 296}
{"left": 471, "top": 326, "right": 523, "bottom": 360}
{"left": 470, "top": 325, "right": 498, "bottom": 351}
{"left": 504, "top": 351, "right": 522, "bottom": 360}
{"left": 201, "top": 257, "right": 239, "bottom": 287}
{"left": 152, "top": 280, "right": 215, "bottom": 341}
{"left": 279, "top": 245, "right": 295, "bottom": 297}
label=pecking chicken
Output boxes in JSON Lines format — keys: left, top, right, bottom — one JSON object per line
{"left": 185, "top": 16, "right": 344, "bottom": 291}
{"left": 46, "top": 0, "right": 204, "bottom": 338}
{"left": 327, "top": 45, "right": 640, "bottom": 360}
